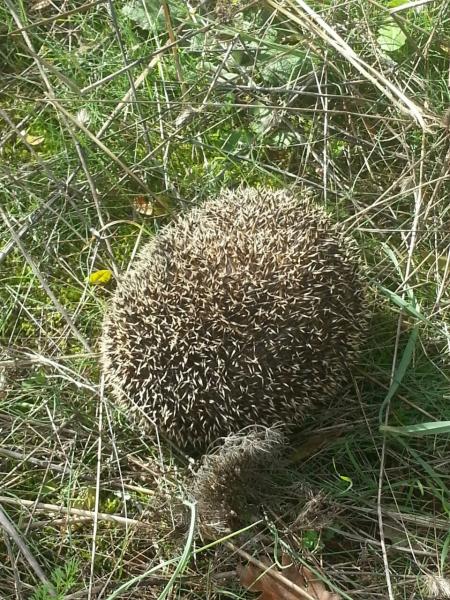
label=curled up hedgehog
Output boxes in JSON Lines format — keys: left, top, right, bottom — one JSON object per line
{"left": 101, "top": 187, "right": 367, "bottom": 454}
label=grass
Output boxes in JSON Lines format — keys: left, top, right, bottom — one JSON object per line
{"left": 0, "top": 0, "right": 449, "bottom": 597}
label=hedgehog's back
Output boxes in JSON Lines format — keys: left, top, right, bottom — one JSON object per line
{"left": 101, "top": 187, "right": 366, "bottom": 450}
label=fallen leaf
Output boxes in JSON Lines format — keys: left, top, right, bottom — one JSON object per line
{"left": 238, "top": 554, "right": 341, "bottom": 600}
{"left": 132, "top": 194, "right": 172, "bottom": 217}
{"left": 133, "top": 195, "right": 154, "bottom": 216}
{"left": 377, "top": 21, "right": 406, "bottom": 53}
{"left": 88, "top": 270, "right": 113, "bottom": 285}
{"left": 25, "top": 133, "right": 45, "bottom": 146}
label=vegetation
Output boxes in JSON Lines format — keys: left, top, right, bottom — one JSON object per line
{"left": 0, "top": 0, "right": 449, "bottom": 598}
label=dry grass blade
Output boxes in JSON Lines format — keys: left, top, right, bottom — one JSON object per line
{"left": 0, "top": 496, "right": 151, "bottom": 529}
{"left": 161, "top": 0, "right": 186, "bottom": 96}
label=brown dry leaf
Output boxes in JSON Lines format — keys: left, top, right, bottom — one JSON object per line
{"left": 132, "top": 194, "right": 172, "bottom": 217}
{"left": 133, "top": 195, "right": 153, "bottom": 216}
{"left": 238, "top": 554, "right": 341, "bottom": 600}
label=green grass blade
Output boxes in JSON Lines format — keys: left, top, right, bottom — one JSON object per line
{"left": 380, "top": 421, "right": 450, "bottom": 436}
{"left": 379, "top": 324, "right": 419, "bottom": 421}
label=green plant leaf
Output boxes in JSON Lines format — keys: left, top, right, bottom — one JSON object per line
{"left": 262, "top": 52, "right": 306, "bottom": 85}
{"left": 377, "top": 21, "right": 407, "bottom": 52}
{"left": 378, "top": 284, "right": 424, "bottom": 322}
{"left": 387, "top": 0, "right": 409, "bottom": 7}
{"left": 302, "top": 530, "right": 320, "bottom": 551}
{"left": 121, "top": 0, "right": 161, "bottom": 30}
{"left": 121, "top": 0, "right": 187, "bottom": 31}
{"left": 380, "top": 421, "right": 450, "bottom": 436}
{"left": 25, "top": 133, "right": 45, "bottom": 146}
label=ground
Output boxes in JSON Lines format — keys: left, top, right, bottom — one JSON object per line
{"left": 0, "top": 0, "right": 449, "bottom": 598}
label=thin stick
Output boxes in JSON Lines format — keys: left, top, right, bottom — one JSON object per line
{"left": 74, "top": 144, "right": 119, "bottom": 278}
{"left": 0, "top": 504, "right": 56, "bottom": 596}
{"left": 9, "top": 0, "right": 105, "bottom": 34}
{"left": 389, "top": 0, "right": 435, "bottom": 13}
{"left": 4, "top": 533, "right": 25, "bottom": 599}
{"left": 161, "top": 0, "right": 187, "bottom": 96}
{"left": 0, "top": 448, "right": 67, "bottom": 474}
{"left": 0, "top": 496, "right": 151, "bottom": 529}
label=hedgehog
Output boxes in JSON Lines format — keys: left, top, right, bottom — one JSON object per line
{"left": 101, "top": 187, "right": 367, "bottom": 451}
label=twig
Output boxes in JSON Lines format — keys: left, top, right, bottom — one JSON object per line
{"left": 389, "top": 0, "right": 435, "bottom": 13}
{"left": 80, "top": 25, "right": 213, "bottom": 95}
{"left": 0, "top": 351, "right": 98, "bottom": 394}
{"left": 0, "top": 503, "right": 56, "bottom": 596}
{"left": 0, "top": 496, "right": 151, "bottom": 529}
{"left": 106, "top": 0, "right": 154, "bottom": 154}
{"left": 5, "top": 0, "right": 79, "bottom": 94}
{"left": 0, "top": 448, "right": 67, "bottom": 474}
{"left": 73, "top": 144, "right": 119, "bottom": 278}
{"left": 0, "top": 183, "right": 74, "bottom": 266}
{"left": 4, "top": 533, "right": 24, "bottom": 599}
{"left": 161, "top": 0, "right": 187, "bottom": 96}
{"left": 349, "top": 504, "right": 450, "bottom": 531}
{"left": 48, "top": 97, "right": 153, "bottom": 196}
